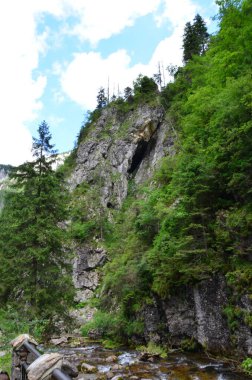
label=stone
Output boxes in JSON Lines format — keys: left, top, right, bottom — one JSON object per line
{"left": 50, "top": 336, "right": 69, "bottom": 346}
{"left": 111, "top": 365, "right": 123, "bottom": 371}
{"left": 70, "top": 306, "right": 97, "bottom": 327}
{"left": 0, "top": 372, "right": 10, "bottom": 380}
{"left": 62, "top": 359, "right": 79, "bottom": 378}
{"left": 110, "top": 376, "right": 124, "bottom": 380}
{"left": 193, "top": 276, "right": 230, "bottom": 351}
{"left": 27, "top": 353, "right": 63, "bottom": 380}
{"left": 10, "top": 334, "right": 38, "bottom": 349}
{"left": 106, "top": 356, "right": 117, "bottom": 363}
{"left": 106, "top": 371, "right": 115, "bottom": 379}
{"left": 139, "top": 353, "right": 160, "bottom": 362}
{"left": 81, "top": 363, "right": 98, "bottom": 374}
{"left": 73, "top": 247, "right": 107, "bottom": 303}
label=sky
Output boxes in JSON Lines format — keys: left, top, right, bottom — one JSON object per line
{"left": 0, "top": 0, "right": 218, "bottom": 166}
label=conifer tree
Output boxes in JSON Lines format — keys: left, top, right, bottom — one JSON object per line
{"left": 96, "top": 87, "right": 107, "bottom": 109}
{"left": 183, "top": 14, "right": 209, "bottom": 63}
{"left": 0, "top": 121, "right": 73, "bottom": 332}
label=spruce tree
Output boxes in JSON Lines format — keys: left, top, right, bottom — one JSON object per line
{"left": 0, "top": 121, "right": 74, "bottom": 332}
{"left": 183, "top": 14, "right": 209, "bottom": 63}
{"left": 96, "top": 87, "right": 107, "bottom": 109}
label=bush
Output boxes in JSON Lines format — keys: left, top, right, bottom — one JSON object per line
{"left": 81, "top": 310, "right": 143, "bottom": 345}
{"left": 241, "top": 358, "right": 252, "bottom": 375}
{"left": 137, "top": 342, "right": 167, "bottom": 358}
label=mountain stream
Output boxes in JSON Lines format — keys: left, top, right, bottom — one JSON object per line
{"left": 54, "top": 343, "right": 251, "bottom": 380}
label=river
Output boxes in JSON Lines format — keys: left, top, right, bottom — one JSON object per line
{"left": 55, "top": 343, "right": 252, "bottom": 380}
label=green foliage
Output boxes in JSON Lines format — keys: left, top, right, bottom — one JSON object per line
{"left": 0, "top": 307, "right": 49, "bottom": 346}
{"left": 241, "top": 357, "right": 252, "bottom": 375}
{"left": 58, "top": 150, "right": 77, "bottom": 177}
{"left": 133, "top": 75, "right": 158, "bottom": 103}
{"left": 223, "top": 306, "right": 241, "bottom": 331}
{"left": 96, "top": 87, "right": 108, "bottom": 109}
{"left": 0, "top": 352, "right": 11, "bottom": 374}
{"left": 137, "top": 342, "right": 167, "bottom": 358}
{"left": 77, "top": 109, "right": 102, "bottom": 145}
{"left": 69, "top": 180, "right": 112, "bottom": 243}
{"left": 182, "top": 14, "right": 209, "bottom": 63}
{"left": 85, "top": 0, "right": 252, "bottom": 344}
{"left": 0, "top": 305, "right": 51, "bottom": 373}
{"left": 180, "top": 337, "right": 200, "bottom": 352}
{"left": 81, "top": 310, "right": 143, "bottom": 345}
{"left": 0, "top": 121, "right": 74, "bottom": 335}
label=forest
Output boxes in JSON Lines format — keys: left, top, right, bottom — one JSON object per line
{"left": 0, "top": 0, "right": 251, "bottom": 375}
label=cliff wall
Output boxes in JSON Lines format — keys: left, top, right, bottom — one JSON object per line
{"left": 68, "top": 104, "right": 252, "bottom": 355}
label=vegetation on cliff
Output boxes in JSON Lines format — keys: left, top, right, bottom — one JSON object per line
{"left": 80, "top": 0, "right": 252, "bottom": 348}
{"left": 0, "top": 0, "right": 251, "bottom": 365}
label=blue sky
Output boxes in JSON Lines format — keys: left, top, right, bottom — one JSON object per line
{"left": 0, "top": 0, "right": 218, "bottom": 165}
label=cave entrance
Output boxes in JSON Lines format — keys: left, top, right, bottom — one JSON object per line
{"left": 127, "top": 139, "right": 149, "bottom": 174}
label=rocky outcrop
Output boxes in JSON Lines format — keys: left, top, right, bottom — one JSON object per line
{"left": 73, "top": 246, "right": 107, "bottom": 302}
{"left": 140, "top": 275, "right": 252, "bottom": 355}
{"left": 68, "top": 104, "right": 252, "bottom": 355}
{"left": 69, "top": 104, "right": 175, "bottom": 303}
{"left": 70, "top": 105, "right": 175, "bottom": 209}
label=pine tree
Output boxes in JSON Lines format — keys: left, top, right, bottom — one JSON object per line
{"left": 124, "top": 87, "right": 133, "bottom": 103}
{"left": 183, "top": 14, "right": 209, "bottom": 63}
{"left": 96, "top": 87, "right": 107, "bottom": 109}
{"left": 0, "top": 121, "right": 74, "bottom": 332}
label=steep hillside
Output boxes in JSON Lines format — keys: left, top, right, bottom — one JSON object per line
{"left": 65, "top": 0, "right": 252, "bottom": 357}
{"left": 68, "top": 102, "right": 176, "bottom": 303}
{"left": 0, "top": 0, "right": 251, "bottom": 369}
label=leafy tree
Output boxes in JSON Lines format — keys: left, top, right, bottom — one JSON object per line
{"left": 133, "top": 75, "right": 158, "bottom": 103}
{"left": 96, "top": 87, "right": 107, "bottom": 109}
{"left": 0, "top": 121, "right": 74, "bottom": 333}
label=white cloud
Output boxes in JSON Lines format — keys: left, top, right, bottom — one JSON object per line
{"left": 63, "top": 0, "right": 161, "bottom": 45}
{"left": 60, "top": 0, "right": 214, "bottom": 109}
{"left": 60, "top": 50, "right": 153, "bottom": 110}
{"left": 156, "top": 0, "right": 198, "bottom": 27}
{"left": 0, "top": 1, "right": 48, "bottom": 165}
{"left": 0, "top": 0, "right": 215, "bottom": 165}
{"left": 0, "top": 0, "right": 162, "bottom": 165}
{"left": 59, "top": 41, "right": 183, "bottom": 111}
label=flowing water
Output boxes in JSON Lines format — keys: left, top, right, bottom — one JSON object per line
{"left": 55, "top": 343, "right": 251, "bottom": 380}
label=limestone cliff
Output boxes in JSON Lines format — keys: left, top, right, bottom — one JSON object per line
{"left": 70, "top": 104, "right": 174, "bottom": 208}
{"left": 68, "top": 103, "right": 252, "bottom": 356}
{"left": 69, "top": 104, "right": 175, "bottom": 302}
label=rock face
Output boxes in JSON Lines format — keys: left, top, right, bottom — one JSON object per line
{"left": 70, "top": 105, "right": 174, "bottom": 209}
{"left": 70, "top": 104, "right": 175, "bottom": 302}
{"left": 69, "top": 104, "right": 252, "bottom": 355}
{"left": 73, "top": 246, "right": 107, "bottom": 302}
{"left": 140, "top": 275, "right": 252, "bottom": 354}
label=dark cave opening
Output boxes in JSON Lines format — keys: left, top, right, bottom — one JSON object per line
{"left": 127, "top": 139, "right": 149, "bottom": 174}
{"left": 107, "top": 202, "right": 114, "bottom": 208}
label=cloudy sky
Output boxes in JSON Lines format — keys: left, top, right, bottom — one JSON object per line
{"left": 0, "top": 0, "right": 217, "bottom": 166}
